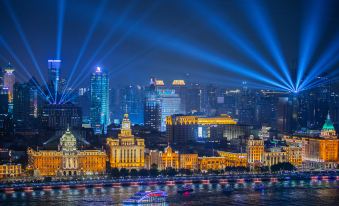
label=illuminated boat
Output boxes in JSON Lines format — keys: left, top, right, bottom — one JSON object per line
{"left": 123, "top": 190, "right": 167, "bottom": 204}
{"left": 177, "top": 184, "right": 193, "bottom": 193}
{"left": 322, "top": 176, "right": 329, "bottom": 181}
{"left": 253, "top": 178, "right": 261, "bottom": 183}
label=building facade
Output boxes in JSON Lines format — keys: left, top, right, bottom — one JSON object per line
{"left": 90, "top": 67, "right": 109, "bottom": 134}
{"left": 106, "top": 114, "right": 145, "bottom": 169}
{"left": 0, "top": 164, "right": 22, "bottom": 179}
{"left": 247, "top": 136, "right": 265, "bottom": 167}
{"left": 166, "top": 114, "right": 237, "bottom": 147}
{"left": 27, "top": 128, "right": 106, "bottom": 176}
{"left": 302, "top": 114, "right": 339, "bottom": 169}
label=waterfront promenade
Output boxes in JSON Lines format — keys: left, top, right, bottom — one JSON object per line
{"left": 1, "top": 170, "right": 338, "bottom": 193}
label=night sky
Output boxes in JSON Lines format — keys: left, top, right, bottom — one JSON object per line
{"left": 0, "top": 0, "right": 338, "bottom": 89}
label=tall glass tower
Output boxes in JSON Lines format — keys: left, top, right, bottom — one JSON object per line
{"left": 48, "top": 59, "right": 61, "bottom": 103}
{"left": 90, "top": 67, "right": 109, "bottom": 134}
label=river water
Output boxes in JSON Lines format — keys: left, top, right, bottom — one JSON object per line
{"left": 1, "top": 180, "right": 338, "bottom": 205}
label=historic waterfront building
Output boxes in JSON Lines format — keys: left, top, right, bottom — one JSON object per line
{"left": 302, "top": 114, "right": 339, "bottom": 169}
{"left": 0, "top": 164, "right": 22, "bottom": 179}
{"left": 247, "top": 136, "right": 265, "bottom": 167}
{"left": 27, "top": 128, "right": 106, "bottom": 176}
{"left": 179, "top": 154, "right": 199, "bottom": 170}
{"left": 106, "top": 114, "right": 145, "bottom": 169}
{"left": 217, "top": 151, "right": 247, "bottom": 167}
{"left": 159, "top": 145, "right": 180, "bottom": 170}
{"left": 198, "top": 157, "right": 225, "bottom": 171}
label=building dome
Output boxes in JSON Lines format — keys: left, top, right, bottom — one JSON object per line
{"left": 60, "top": 127, "right": 77, "bottom": 151}
{"left": 320, "top": 113, "right": 337, "bottom": 138}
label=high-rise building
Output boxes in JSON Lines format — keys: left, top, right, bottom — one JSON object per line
{"left": 90, "top": 67, "right": 109, "bottom": 134}
{"left": 106, "top": 114, "right": 145, "bottom": 169}
{"left": 144, "top": 79, "right": 161, "bottom": 131}
{"left": 13, "top": 80, "right": 39, "bottom": 128}
{"left": 48, "top": 60, "right": 61, "bottom": 102}
{"left": 120, "top": 85, "right": 144, "bottom": 125}
{"left": 3, "top": 63, "right": 15, "bottom": 105}
{"left": 158, "top": 89, "right": 184, "bottom": 132}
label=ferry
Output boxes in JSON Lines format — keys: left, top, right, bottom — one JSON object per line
{"left": 177, "top": 184, "right": 194, "bottom": 193}
{"left": 123, "top": 190, "right": 167, "bottom": 204}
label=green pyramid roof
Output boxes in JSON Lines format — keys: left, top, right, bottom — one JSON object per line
{"left": 322, "top": 113, "right": 335, "bottom": 131}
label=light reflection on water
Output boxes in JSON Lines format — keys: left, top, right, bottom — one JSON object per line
{"left": 1, "top": 180, "right": 338, "bottom": 206}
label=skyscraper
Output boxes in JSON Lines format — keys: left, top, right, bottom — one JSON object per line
{"left": 3, "top": 63, "right": 15, "bottom": 104}
{"left": 90, "top": 67, "right": 109, "bottom": 134}
{"left": 48, "top": 59, "right": 61, "bottom": 103}
{"left": 158, "top": 89, "right": 184, "bottom": 131}
{"left": 120, "top": 85, "right": 144, "bottom": 125}
{"left": 144, "top": 79, "right": 161, "bottom": 131}
{"left": 13, "top": 80, "right": 39, "bottom": 128}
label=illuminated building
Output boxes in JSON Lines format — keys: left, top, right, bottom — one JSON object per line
{"left": 198, "top": 156, "right": 225, "bottom": 171}
{"left": 106, "top": 114, "right": 145, "bottom": 169}
{"left": 90, "top": 67, "right": 110, "bottom": 134}
{"left": 218, "top": 151, "right": 247, "bottom": 167}
{"left": 27, "top": 128, "right": 106, "bottom": 176}
{"left": 144, "top": 79, "right": 161, "bottom": 131}
{"left": 42, "top": 103, "right": 82, "bottom": 130}
{"left": 119, "top": 85, "right": 144, "bottom": 125}
{"left": 48, "top": 60, "right": 61, "bottom": 102}
{"left": 0, "top": 66, "right": 3, "bottom": 89}
{"left": 166, "top": 114, "right": 237, "bottom": 147}
{"left": 0, "top": 164, "right": 22, "bottom": 179}
{"left": 3, "top": 63, "right": 15, "bottom": 109}
{"left": 284, "top": 146, "right": 302, "bottom": 167}
{"left": 144, "top": 149, "right": 161, "bottom": 169}
{"left": 159, "top": 145, "right": 180, "bottom": 170}
{"left": 158, "top": 89, "right": 184, "bottom": 131}
{"left": 246, "top": 136, "right": 264, "bottom": 167}
{"left": 263, "top": 148, "right": 287, "bottom": 167}
{"left": 302, "top": 114, "right": 339, "bottom": 169}
{"left": 179, "top": 154, "right": 198, "bottom": 170}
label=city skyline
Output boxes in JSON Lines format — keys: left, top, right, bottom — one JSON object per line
{"left": 0, "top": 1, "right": 339, "bottom": 205}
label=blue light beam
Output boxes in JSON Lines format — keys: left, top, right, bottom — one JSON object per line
{"left": 296, "top": 0, "right": 328, "bottom": 90}
{"left": 3, "top": 0, "right": 54, "bottom": 102}
{"left": 56, "top": 0, "right": 65, "bottom": 59}
{"left": 240, "top": 1, "right": 294, "bottom": 90}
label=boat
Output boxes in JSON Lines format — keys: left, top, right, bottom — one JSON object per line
{"left": 123, "top": 190, "right": 167, "bottom": 205}
{"left": 177, "top": 184, "right": 194, "bottom": 193}
{"left": 222, "top": 187, "right": 234, "bottom": 195}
